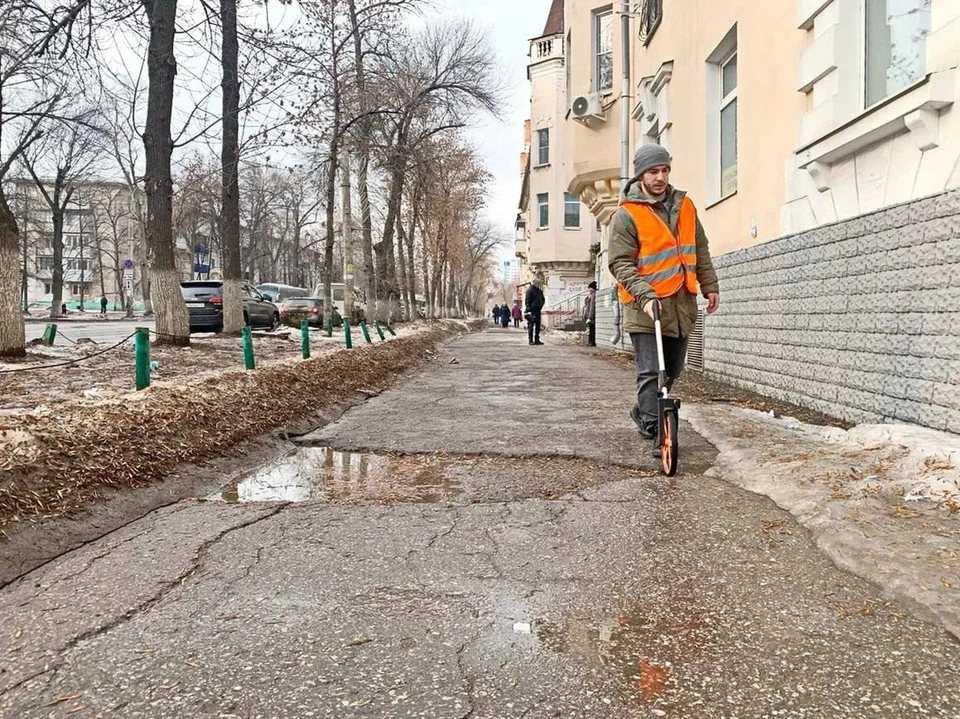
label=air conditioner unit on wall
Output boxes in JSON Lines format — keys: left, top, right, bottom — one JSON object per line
{"left": 571, "top": 93, "right": 605, "bottom": 124}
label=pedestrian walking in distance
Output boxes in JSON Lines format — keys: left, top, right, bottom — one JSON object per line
{"left": 492, "top": 304, "right": 501, "bottom": 326}
{"left": 511, "top": 300, "right": 522, "bottom": 328}
{"left": 500, "top": 303, "right": 510, "bottom": 328}
{"left": 608, "top": 145, "right": 720, "bottom": 457}
{"left": 100, "top": 295, "right": 108, "bottom": 316}
{"left": 524, "top": 279, "right": 545, "bottom": 345}
{"left": 583, "top": 281, "right": 597, "bottom": 347}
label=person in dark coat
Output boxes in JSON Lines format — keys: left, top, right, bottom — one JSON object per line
{"left": 524, "top": 279, "right": 545, "bottom": 345}
{"left": 583, "top": 281, "right": 597, "bottom": 346}
{"left": 492, "top": 305, "right": 501, "bottom": 325}
{"left": 511, "top": 300, "right": 522, "bottom": 328}
{"left": 500, "top": 303, "right": 510, "bottom": 328}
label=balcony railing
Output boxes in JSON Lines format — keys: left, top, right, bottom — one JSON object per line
{"left": 531, "top": 35, "right": 563, "bottom": 62}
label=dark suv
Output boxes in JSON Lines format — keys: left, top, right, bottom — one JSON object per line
{"left": 180, "top": 281, "right": 281, "bottom": 333}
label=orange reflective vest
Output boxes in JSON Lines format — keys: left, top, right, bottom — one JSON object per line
{"left": 617, "top": 196, "right": 699, "bottom": 304}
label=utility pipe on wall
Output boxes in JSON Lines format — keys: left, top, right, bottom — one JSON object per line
{"left": 619, "top": 0, "right": 631, "bottom": 199}
{"left": 610, "top": 0, "right": 631, "bottom": 346}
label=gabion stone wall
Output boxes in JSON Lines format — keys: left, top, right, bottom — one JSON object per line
{"left": 706, "top": 189, "right": 960, "bottom": 433}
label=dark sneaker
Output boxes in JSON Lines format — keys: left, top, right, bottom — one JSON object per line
{"left": 629, "top": 407, "right": 655, "bottom": 439}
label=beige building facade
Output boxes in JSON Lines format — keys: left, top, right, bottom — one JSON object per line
{"left": 541, "top": 0, "right": 960, "bottom": 433}
{"left": 555, "top": 0, "right": 959, "bottom": 257}
{"left": 517, "top": 0, "right": 602, "bottom": 306}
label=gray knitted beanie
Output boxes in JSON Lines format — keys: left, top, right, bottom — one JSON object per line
{"left": 633, "top": 144, "right": 672, "bottom": 177}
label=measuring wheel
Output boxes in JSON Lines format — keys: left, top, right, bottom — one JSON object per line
{"left": 659, "top": 401, "right": 679, "bottom": 477}
{"left": 652, "top": 301, "right": 680, "bottom": 477}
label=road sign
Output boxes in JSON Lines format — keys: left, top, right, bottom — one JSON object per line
{"left": 123, "top": 259, "right": 135, "bottom": 270}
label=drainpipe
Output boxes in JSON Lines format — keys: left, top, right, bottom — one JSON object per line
{"left": 610, "top": 0, "right": 631, "bottom": 346}
{"left": 619, "top": 0, "right": 631, "bottom": 199}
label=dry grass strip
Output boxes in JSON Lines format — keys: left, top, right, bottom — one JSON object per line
{"left": 0, "top": 324, "right": 465, "bottom": 530}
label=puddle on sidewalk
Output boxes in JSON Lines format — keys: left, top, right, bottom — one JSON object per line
{"left": 210, "top": 447, "right": 463, "bottom": 504}
{"left": 533, "top": 596, "right": 717, "bottom": 711}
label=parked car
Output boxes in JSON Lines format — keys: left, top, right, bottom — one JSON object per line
{"left": 280, "top": 297, "right": 343, "bottom": 329}
{"left": 180, "top": 281, "right": 281, "bottom": 333}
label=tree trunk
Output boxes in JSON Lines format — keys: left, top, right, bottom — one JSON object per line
{"left": 373, "top": 160, "right": 405, "bottom": 321}
{"left": 19, "top": 189, "right": 28, "bottom": 313}
{"left": 220, "top": 0, "right": 243, "bottom": 334}
{"left": 143, "top": 0, "right": 188, "bottom": 345}
{"left": 321, "top": 5, "right": 340, "bottom": 327}
{"left": 420, "top": 218, "right": 431, "bottom": 319}
{"left": 395, "top": 208, "right": 409, "bottom": 321}
{"left": 50, "top": 209, "right": 64, "bottom": 317}
{"left": 0, "top": 190, "right": 26, "bottom": 356}
{"left": 407, "top": 202, "right": 420, "bottom": 319}
{"left": 346, "top": 0, "right": 376, "bottom": 311}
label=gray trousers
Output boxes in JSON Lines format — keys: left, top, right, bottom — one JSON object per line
{"left": 630, "top": 332, "right": 688, "bottom": 429}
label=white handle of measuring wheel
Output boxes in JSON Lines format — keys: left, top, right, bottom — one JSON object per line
{"left": 652, "top": 300, "right": 667, "bottom": 373}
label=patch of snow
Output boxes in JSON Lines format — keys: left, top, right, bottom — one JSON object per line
{"left": 685, "top": 403, "right": 960, "bottom": 638}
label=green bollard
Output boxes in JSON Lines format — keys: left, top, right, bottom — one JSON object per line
{"left": 300, "top": 319, "right": 311, "bottom": 359}
{"left": 326, "top": 315, "right": 333, "bottom": 338}
{"left": 359, "top": 321, "right": 372, "bottom": 344}
{"left": 42, "top": 323, "right": 57, "bottom": 346}
{"left": 374, "top": 322, "right": 385, "bottom": 341}
{"left": 135, "top": 326, "right": 150, "bottom": 390}
{"left": 242, "top": 326, "right": 255, "bottom": 370}
{"left": 385, "top": 325, "right": 396, "bottom": 336}
{"left": 344, "top": 319, "right": 353, "bottom": 349}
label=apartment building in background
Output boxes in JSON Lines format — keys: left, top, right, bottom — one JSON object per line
{"left": 517, "top": 0, "right": 602, "bottom": 306}
{"left": 534, "top": 0, "right": 960, "bottom": 433}
{"left": 6, "top": 178, "right": 149, "bottom": 309}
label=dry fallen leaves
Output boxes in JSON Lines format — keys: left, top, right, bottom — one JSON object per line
{"left": 0, "top": 325, "right": 471, "bottom": 529}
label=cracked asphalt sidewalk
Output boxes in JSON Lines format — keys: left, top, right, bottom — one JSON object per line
{"left": 1, "top": 329, "right": 959, "bottom": 718}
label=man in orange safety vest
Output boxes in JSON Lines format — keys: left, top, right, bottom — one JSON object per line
{"left": 608, "top": 144, "right": 721, "bottom": 458}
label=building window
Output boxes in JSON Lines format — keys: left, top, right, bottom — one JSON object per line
{"left": 564, "top": 193, "right": 581, "bottom": 228}
{"left": 594, "top": 7, "right": 613, "bottom": 94}
{"left": 537, "top": 129, "right": 550, "bottom": 166}
{"left": 864, "top": 0, "right": 932, "bottom": 108}
{"left": 43, "top": 283, "right": 52, "bottom": 295}
{"left": 719, "top": 51, "right": 738, "bottom": 198}
{"left": 639, "top": 0, "right": 663, "bottom": 46}
{"left": 537, "top": 193, "right": 549, "bottom": 228}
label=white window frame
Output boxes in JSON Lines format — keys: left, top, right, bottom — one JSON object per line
{"left": 593, "top": 6, "right": 614, "bottom": 94}
{"left": 536, "top": 193, "right": 549, "bottom": 229}
{"left": 536, "top": 128, "right": 550, "bottom": 166}
{"left": 705, "top": 24, "right": 738, "bottom": 205}
{"left": 563, "top": 192, "right": 581, "bottom": 229}
{"left": 719, "top": 50, "right": 738, "bottom": 199}
{"left": 860, "top": 0, "right": 932, "bottom": 111}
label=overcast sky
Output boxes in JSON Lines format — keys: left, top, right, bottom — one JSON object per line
{"left": 435, "top": 0, "right": 553, "bottom": 258}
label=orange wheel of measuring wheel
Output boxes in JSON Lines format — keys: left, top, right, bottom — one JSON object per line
{"left": 660, "top": 409, "right": 678, "bottom": 477}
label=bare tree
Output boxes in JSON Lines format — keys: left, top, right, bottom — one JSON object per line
{"left": 141, "top": 0, "right": 189, "bottom": 345}
{"left": 0, "top": 2, "right": 91, "bottom": 356}
{"left": 219, "top": 0, "right": 244, "bottom": 333}
{"left": 369, "top": 20, "right": 501, "bottom": 321}
{"left": 18, "top": 109, "right": 105, "bottom": 317}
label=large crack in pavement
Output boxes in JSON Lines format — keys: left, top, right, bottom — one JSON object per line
{"left": 0, "top": 504, "right": 287, "bottom": 701}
